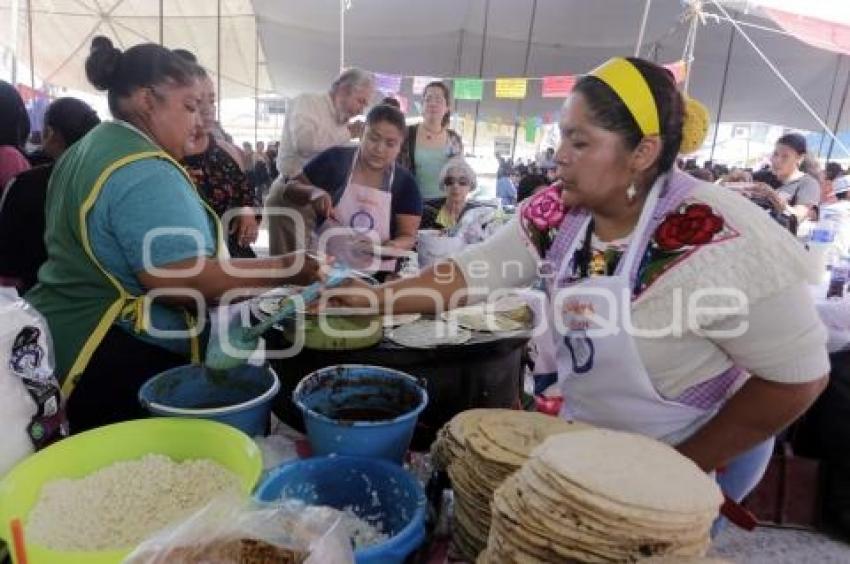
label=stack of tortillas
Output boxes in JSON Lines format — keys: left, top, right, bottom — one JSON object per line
{"left": 431, "top": 409, "right": 590, "bottom": 561}
{"left": 441, "top": 295, "right": 533, "bottom": 333}
{"left": 478, "top": 429, "right": 724, "bottom": 563}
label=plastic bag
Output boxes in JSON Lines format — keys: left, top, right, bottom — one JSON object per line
{"left": 125, "top": 494, "right": 355, "bottom": 564}
{"left": 0, "top": 288, "right": 66, "bottom": 477}
{"left": 417, "top": 230, "right": 466, "bottom": 268}
{"left": 254, "top": 434, "right": 299, "bottom": 472}
{"left": 456, "top": 205, "right": 512, "bottom": 245}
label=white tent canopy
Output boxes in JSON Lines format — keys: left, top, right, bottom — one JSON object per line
{"left": 0, "top": 0, "right": 273, "bottom": 98}
{"left": 255, "top": 0, "right": 850, "bottom": 135}
{"left": 2, "top": 1, "right": 849, "bottom": 145}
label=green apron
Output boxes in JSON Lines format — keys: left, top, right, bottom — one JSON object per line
{"left": 26, "top": 121, "right": 222, "bottom": 397}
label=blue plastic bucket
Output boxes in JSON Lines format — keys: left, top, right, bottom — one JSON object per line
{"left": 139, "top": 363, "right": 280, "bottom": 436}
{"left": 256, "top": 456, "right": 427, "bottom": 564}
{"left": 292, "top": 365, "right": 428, "bottom": 463}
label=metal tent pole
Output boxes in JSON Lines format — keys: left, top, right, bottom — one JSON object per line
{"left": 339, "top": 0, "right": 345, "bottom": 73}
{"left": 709, "top": 19, "right": 735, "bottom": 162}
{"left": 159, "top": 0, "right": 164, "bottom": 45}
{"left": 216, "top": 0, "right": 222, "bottom": 123}
{"left": 511, "top": 0, "right": 537, "bottom": 161}
{"left": 471, "top": 0, "right": 490, "bottom": 156}
{"left": 634, "top": 0, "right": 652, "bottom": 57}
{"left": 26, "top": 0, "right": 34, "bottom": 89}
{"left": 826, "top": 66, "right": 850, "bottom": 162}
{"left": 454, "top": 28, "right": 464, "bottom": 120}
{"left": 683, "top": 14, "right": 699, "bottom": 95}
{"left": 254, "top": 16, "right": 259, "bottom": 146}
{"left": 10, "top": 0, "right": 19, "bottom": 85}
{"left": 819, "top": 54, "right": 843, "bottom": 158}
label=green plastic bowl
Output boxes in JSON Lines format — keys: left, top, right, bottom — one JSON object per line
{"left": 0, "top": 418, "right": 262, "bottom": 564}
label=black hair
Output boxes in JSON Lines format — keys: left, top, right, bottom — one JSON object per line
{"left": 753, "top": 169, "right": 782, "bottom": 189}
{"left": 518, "top": 173, "right": 550, "bottom": 202}
{"left": 380, "top": 96, "right": 401, "bottom": 110}
{"left": 172, "top": 48, "right": 208, "bottom": 78}
{"left": 776, "top": 133, "right": 807, "bottom": 155}
{"left": 826, "top": 161, "right": 844, "bottom": 181}
{"left": 423, "top": 81, "right": 452, "bottom": 127}
{"left": 0, "top": 80, "right": 31, "bottom": 149}
{"left": 85, "top": 36, "right": 197, "bottom": 119}
{"left": 44, "top": 97, "right": 101, "bottom": 147}
{"left": 572, "top": 57, "right": 684, "bottom": 174}
{"left": 366, "top": 104, "right": 407, "bottom": 137}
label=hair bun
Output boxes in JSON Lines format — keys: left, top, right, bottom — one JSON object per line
{"left": 680, "top": 96, "right": 709, "bottom": 155}
{"left": 86, "top": 36, "right": 123, "bottom": 91}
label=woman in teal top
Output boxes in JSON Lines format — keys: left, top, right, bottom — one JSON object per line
{"left": 26, "top": 37, "right": 323, "bottom": 433}
{"left": 397, "top": 81, "right": 463, "bottom": 202}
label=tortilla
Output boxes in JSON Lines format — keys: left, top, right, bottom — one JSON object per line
{"left": 434, "top": 409, "right": 593, "bottom": 560}
{"left": 477, "top": 411, "right": 589, "bottom": 459}
{"left": 477, "top": 428, "right": 720, "bottom": 562}
{"left": 381, "top": 313, "right": 421, "bottom": 328}
{"left": 532, "top": 430, "right": 723, "bottom": 515}
{"left": 385, "top": 319, "right": 471, "bottom": 348}
{"left": 441, "top": 297, "right": 532, "bottom": 332}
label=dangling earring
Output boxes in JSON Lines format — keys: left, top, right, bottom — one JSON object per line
{"left": 626, "top": 183, "right": 638, "bottom": 202}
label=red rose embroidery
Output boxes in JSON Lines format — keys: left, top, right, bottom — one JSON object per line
{"left": 655, "top": 203, "right": 724, "bottom": 251}
{"left": 522, "top": 184, "right": 567, "bottom": 231}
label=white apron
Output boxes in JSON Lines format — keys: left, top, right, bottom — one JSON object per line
{"left": 314, "top": 150, "right": 395, "bottom": 273}
{"left": 552, "top": 180, "right": 712, "bottom": 443}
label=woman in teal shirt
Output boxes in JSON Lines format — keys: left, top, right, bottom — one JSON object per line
{"left": 397, "top": 81, "right": 463, "bottom": 202}
{"left": 27, "top": 37, "right": 323, "bottom": 433}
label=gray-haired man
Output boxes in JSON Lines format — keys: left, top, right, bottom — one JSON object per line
{"left": 267, "top": 69, "right": 375, "bottom": 254}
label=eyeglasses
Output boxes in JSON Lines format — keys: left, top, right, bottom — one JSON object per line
{"left": 444, "top": 176, "right": 470, "bottom": 186}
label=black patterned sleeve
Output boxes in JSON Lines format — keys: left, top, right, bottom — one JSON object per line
{"left": 217, "top": 145, "right": 259, "bottom": 209}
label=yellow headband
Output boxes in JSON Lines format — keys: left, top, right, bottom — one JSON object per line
{"left": 589, "top": 57, "right": 660, "bottom": 137}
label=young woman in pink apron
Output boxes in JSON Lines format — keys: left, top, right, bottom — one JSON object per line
{"left": 278, "top": 104, "right": 421, "bottom": 277}
{"left": 328, "top": 57, "right": 829, "bottom": 514}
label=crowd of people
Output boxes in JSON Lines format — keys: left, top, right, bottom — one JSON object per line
{"left": 678, "top": 137, "right": 850, "bottom": 241}
{"left": 1, "top": 36, "right": 848, "bottom": 536}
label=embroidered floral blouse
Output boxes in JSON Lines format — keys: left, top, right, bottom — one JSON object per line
{"left": 451, "top": 170, "right": 828, "bottom": 427}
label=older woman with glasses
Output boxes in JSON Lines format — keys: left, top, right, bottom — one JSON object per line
{"left": 421, "top": 157, "right": 479, "bottom": 230}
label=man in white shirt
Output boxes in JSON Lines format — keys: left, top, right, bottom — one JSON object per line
{"left": 267, "top": 68, "right": 375, "bottom": 254}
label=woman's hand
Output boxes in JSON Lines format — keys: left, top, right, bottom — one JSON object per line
{"left": 321, "top": 277, "right": 382, "bottom": 312}
{"left": 231, "top": 209, "right": 259, "bottom": 246}
{"left": 311, "top": 191, "right": 334, "bottom": 219}
{"left": 747, "top": 182, "right": 787, "bottom": 212}
{"left": 280, "top": 251, "right": 331, "bottom": 286}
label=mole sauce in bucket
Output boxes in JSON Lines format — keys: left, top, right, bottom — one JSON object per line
{"left": 293, "top": 365, "right": 428, "bottom": 463}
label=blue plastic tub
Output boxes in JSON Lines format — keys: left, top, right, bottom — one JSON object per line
{"left": 139, "top": 363, "right": 280, "bottom": 436}
{"left": 293, "top": 365, "right": 428, "bottom": 463}
{"left": 256, "top": 456, "right": 427, "bottom": 564}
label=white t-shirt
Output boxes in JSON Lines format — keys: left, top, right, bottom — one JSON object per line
{"left": 452, "top": 182, "right": 829, "bottom": 399}
{"left": 276, "top": 93, "right": 352, "bottom": 179}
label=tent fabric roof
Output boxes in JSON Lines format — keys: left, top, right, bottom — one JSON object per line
{"left": 254, "top": 0, "right": 850, "bottom": 133}
{"left": 0, "top": 0, "right": 273, "bottom": 98}
{"left": 2, "top": 0, "right": 848, "bottom": 135}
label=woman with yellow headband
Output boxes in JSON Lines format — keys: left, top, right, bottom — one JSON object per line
{"left": 328, "top": 57, "right": 827, "bottom": 507}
